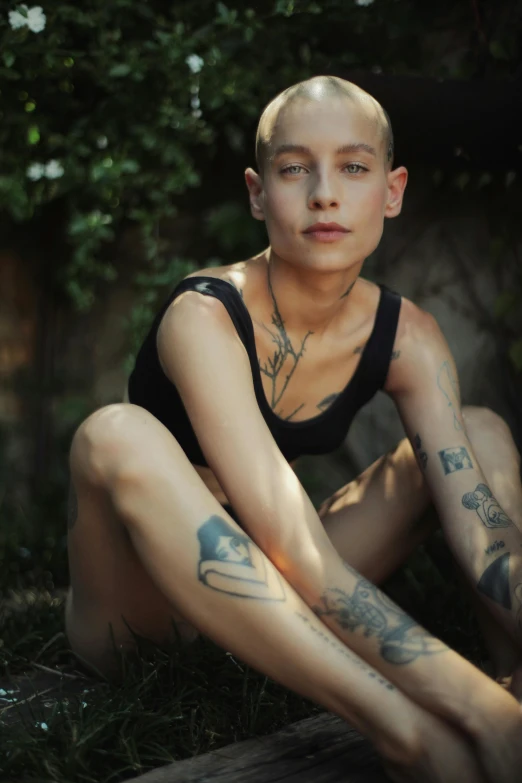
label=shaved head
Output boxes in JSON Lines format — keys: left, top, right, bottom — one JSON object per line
{"left": 255, "top": 75, "right": 394, "bottom": 176}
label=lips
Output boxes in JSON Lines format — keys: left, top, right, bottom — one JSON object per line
{"left": 303, "top": 222, "right": 349, "bottom": 233}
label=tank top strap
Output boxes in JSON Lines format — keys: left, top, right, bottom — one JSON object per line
{"left": 170, "top": 276, "right": 251, "bottom": 350}
{"left": 361, "top": 283, "right": 403, "bottom": 391}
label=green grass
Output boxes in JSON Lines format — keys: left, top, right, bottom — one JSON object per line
{"left": 0, "top": 471, "right": 490, "bottom": 783}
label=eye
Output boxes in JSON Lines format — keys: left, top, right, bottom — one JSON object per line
{"left": 281, "top": 164, "right": 306, "bottom": 175}
{"left": 344, "top": 163, "right": 367, "bottom": 174}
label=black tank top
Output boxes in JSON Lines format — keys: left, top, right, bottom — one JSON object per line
{"left": 128, "top": 276, "right": 402, "bottom": 467}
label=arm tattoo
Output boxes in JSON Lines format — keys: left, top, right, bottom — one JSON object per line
{"left": 311, "top": 562, "right": 448, "bottom": 665}
{"left": 259, "top": 270, "right": 313, "bottom": 417}
{"left": 439, "top": 446, "right": 473, "bottom": 474}
{"left": 485, "top": 540, "right": 505, "bottom": 555}
{"left": 197, "top": 515, "right": 285, "bottom": 601}
{"left": 461, "top": 482, "right": 513, "bottom": 528}
{"left": 413, "top": 433, "right": 428, "bottom": 471}
{"left": 437, "top": 360, "right": 464, "bottom": 431}
{"left": 477, "top": 552, "right": 512, "bottom": 609}
{"left": 197, "top": 515, "right": 398, "bottom": 691}
{"left": 67, "top": 482, "right": 78, "bottom": 530}
{"left": 296, "top": 612, "right": 397, "bottom": 691}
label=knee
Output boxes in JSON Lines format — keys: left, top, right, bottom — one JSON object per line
{"left": 462, "top": 405, "right": 511, "bottom": 435}
{"left": 462, "top": 405, "right": 520, "bottom": 464}
{"left": 70, "top": 403, "right": 154, "bottom": 487}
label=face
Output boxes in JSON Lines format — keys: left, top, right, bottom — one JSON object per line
{"left": 246, "top": 96, "right": 407, "bottom": 273}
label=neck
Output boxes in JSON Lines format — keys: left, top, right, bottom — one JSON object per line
{"left": 263, "top": 248, "right": 363, "bottom": 334}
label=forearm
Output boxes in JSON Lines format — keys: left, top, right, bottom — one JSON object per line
{"left": 280, "top": 536, "right": 502, "bottom": 731}
{"left": 432, "top": 464, "right": 522, "bottom": 651}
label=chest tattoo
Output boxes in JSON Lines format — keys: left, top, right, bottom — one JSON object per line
{"left": 259, "top": 273, "right": 313, "bottom": 420}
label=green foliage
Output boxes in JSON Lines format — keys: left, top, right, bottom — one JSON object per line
{"left": 1, "top": 0, "right": 519, "bottom": 313}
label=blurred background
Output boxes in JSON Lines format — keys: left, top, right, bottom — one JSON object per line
{"left": 1, "top": 2, "right": 522, "bottom": 780}
{"left": 1, "top": 0, "right": 522, "bottom": 748}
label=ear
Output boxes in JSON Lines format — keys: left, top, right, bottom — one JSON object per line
{"left": 245, "top": 168, "right": 265, "bottom": 221}
{"left": 384, "top": 166, "right": 408, "bottom": 218}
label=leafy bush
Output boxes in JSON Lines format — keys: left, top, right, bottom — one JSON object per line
{"left": 1, "top": 0, "right": 518, "bottom": 311}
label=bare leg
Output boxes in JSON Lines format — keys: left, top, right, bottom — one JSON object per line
{"left": 65, "top": 403, "right": 490, "bottom": 774}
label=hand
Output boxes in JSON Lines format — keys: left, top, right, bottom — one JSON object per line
{"left": 380, "top": 708, "right": 487, "bottom": 783}
{"left": 465, "top": 677, "right": 522, "bottom": 783}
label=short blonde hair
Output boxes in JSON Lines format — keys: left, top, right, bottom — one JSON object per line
{"left": 255, "top": 75, "right": 394, "bottom": 176}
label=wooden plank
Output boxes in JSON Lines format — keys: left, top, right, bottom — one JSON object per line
{"left": 128, "top": 712, "right": 391, "bottom": 783}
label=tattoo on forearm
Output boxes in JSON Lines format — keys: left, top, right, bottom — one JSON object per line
{"left": 311, "top": 562, "right": 448, "bottom": 665}
{"left": 296, "top": 612, "right": 396, "bottom": 691}
{"left": 259, "top": 269, "right": 313, "bottom": 419}
{"left": 67, "top": 482, "right": 78, "bottom": 530}
{"left": 317, "top": 392, "right": 340, "bottom": 412}
{"left": 439, "top": 446, "right": 473, "bottom": 474}
{"left": 485, "top": 540, "right": 505, "bottom": 555}
{"left": 197, "top": 515, "right": 286, "bottom": 600}
{"left": 477, "top": 552, "right": 512, "bottom": 609}
{"left": 437, "top": 360, "right": 464, "bottom": 431}
{"left": 462, "top": 483, "right": 513, "bottom": 528}
{"left": 413, "top": 433, "right": 428, "bottom": 471}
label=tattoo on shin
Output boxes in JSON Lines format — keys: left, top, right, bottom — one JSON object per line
{"left": 197, "top": 515, "right": 286, "bottom": 601}
{"left": 462, "top": 483, "right": 513, "bottom": 528}
{"left": 312, "top": 562, "right": 448, "bottom": 665}
{"left": 439, "top": 446, "right": 473, "bottom": 474}
{"left": 67, "top": 482, "right": 78, "bottom": 530}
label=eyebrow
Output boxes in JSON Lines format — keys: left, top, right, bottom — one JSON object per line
{"left": 271, "top": 142, "right": 377, "bottom": 159}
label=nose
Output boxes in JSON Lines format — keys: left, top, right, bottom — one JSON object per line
{"left": 307, "top": 172, "right": 340, "bottom": 211}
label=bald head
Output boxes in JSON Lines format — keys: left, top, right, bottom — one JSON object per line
{"left": 255, "top": 75, "right": 394, "bottom": 176}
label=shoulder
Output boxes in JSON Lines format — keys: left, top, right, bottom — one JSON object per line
{"left": 383, "top": 292, "right": 445, "bottom": 396}
{"left": 163, "top": 261, "right": 247, "bottom": 324}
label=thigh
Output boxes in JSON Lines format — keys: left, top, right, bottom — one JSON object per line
{"left": 65, "top": 406, "right": 207, "bottom": 675}
{"left": 317, "top": 436, "right": 440, "bottom": 585}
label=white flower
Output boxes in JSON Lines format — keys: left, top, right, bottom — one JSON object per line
{"left": 27, "top": 162, "right": 46, "bottom": 180}
{"left": 45, "top": 159, "right": 64, "bottom": 179}
{"left": 186, "top": 54, "right": 204, "bottom": 74}
{"left": 355, "top": 0, "right": 374, "bottom": 6}
{"left": 8, "top": 5, "right": 46, "bottom": 33}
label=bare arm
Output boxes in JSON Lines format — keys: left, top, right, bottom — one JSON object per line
{"left": 389, "top": 308, "right": 522, "bottom": 653}
{"left": 157, "top": 291, "right": 522, "bottom": 777}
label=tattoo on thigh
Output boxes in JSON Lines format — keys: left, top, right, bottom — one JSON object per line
{"left": 462, "top": 483, "right": 513, "bottom": 528}
{"left": 413, "top": 433, "right": 428, "bottom": 471}
{"left": 439, "top": 446, "right": 473, "bottom": 474}
{"left": 437, "top": 360, "right": 464, "bottom": 431}
{"left": 67, "top": 482, "right": 78, "bottom": 530}
{"left": 197, "top": 515, "right": 286, "bottom": 601}
{"left": 477, "top": 552, "right": 512, "bottom": 609}
{"left": 311, "top": 563, "right": 448, "bottom": 665}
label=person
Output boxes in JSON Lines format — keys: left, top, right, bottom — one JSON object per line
{"left": 64, "top": 76, "right": 522, "bottom": 781}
